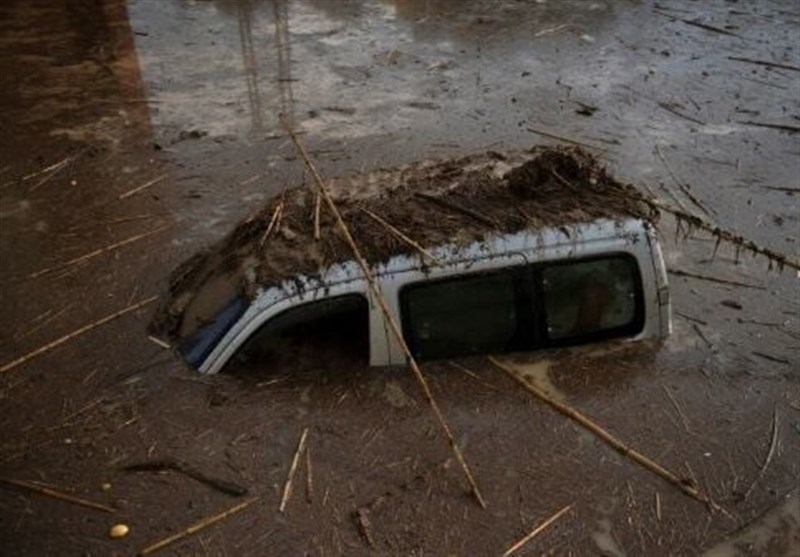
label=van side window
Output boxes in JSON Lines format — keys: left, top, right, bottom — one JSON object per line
{"left": 541, "top": 256, "right": 642, "bottom": 342}
{"left": 227, "top": 294, "right": 369, "bottom": 371}
{"left": 402, "top": 270, "right": 524, "bottom": 361}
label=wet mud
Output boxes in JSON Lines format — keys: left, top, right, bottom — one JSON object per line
{"left": 1, "top": 0, "right": 798, "bottom": 556}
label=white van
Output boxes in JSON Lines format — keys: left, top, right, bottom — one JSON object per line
{"left": 149, "top": 147, "right": 671, "bottom": 373}
{"left": 188, "top": 217, "right": 670, "bottom": 373}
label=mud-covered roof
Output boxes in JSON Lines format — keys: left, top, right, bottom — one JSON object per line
{"left": 149, "top": 146, "right": 658, "bottom": 342}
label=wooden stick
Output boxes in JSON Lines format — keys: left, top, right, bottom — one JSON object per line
{"left": 29, "top": 226, "right": 168, "bottom": 279}
{"left": 502, "top": 504, "right": 572, "bottom": 556}
{"left": 1, "top": 296, "right": 157, "bottom": 373}
{"left": 674, "top": 310, "right": 708, "bottom": 326}
{"left": 727, "top": 56, "right": 800, "bottom": 73}
{"left": 760, "top": 185, "right": 800, "bottom": 194}
{"left": 147, "top": 335, "right": 171, "bottom": 349}
{"left": 617, "top": 189, "right": 800, "bottom": 272}
{"left": 667, "top": 269, "right": 765, "bottom": 290}
{"left": 415, "top": 192, "right": 497, "bottom": 228}
{"left": 360, "top": 208, "right": 442, "bottom": 265}
{"left": 1, "top": 158, "right": 70, "bottom": 191}
{"left": 22, "top": 158, "right": 70, "bottom": 182}
{"left": 282, "top": 118, "right": 487, "bottom": 508}
{"left": 655, "top": 144, "right": 712, "bottom": 217}
{"left": 740, "top": 121, "right": 800, "bottom": 134}
{"left": 279, "top": 427, "right": 309, "bottom": 513}
{"left": 139, "top": 497, "right": 258, "bottom": 555}
{"left": 0, "top": 478, "right": 115, "bottom": 513}
{"left": 305, "top": 444, "right": 314, "bottom": 503}
{"left": 526, "top": 127, "right": 606, "bottom": 151}
{"left": 657, "top": 102, "right": 706, "bottom": 126}
{"left": 118, "top": 174, "right": 168, "bottom": 200}
{"left": 13, "top": 304, "right": 70, "bottom": 342}
{"left": 239, "top": 173, "right": 263, "bottom": 186}
{"left": 490, "top": 357, "right": 715, "bottom": 508}
{"left": 743, "top": 409, "right": 779, "bottom": 499}
{"left": 653, "top": 9, "right": 742, "bottom": 38}
{"left": 259, "top": 202, "right": 283, "bottom": 248}
{"left": 662, "top": 385, "right": 691, "bottom": 433}
{"left": 29, "top": 157, "right": 74, "bottom": 191}
{"left": 313, "top": 191, "right": 322, "bottom": 241}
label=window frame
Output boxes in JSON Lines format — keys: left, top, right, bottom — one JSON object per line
{"left": 399, "top": 264, "right": 533, "bottom": 361}
{"left": 537, "top": 253, "right": 645, "bottom": 349}
{"left": 398, "top": 253, "right": 645, "bottom": 361}
{"left": 224, "top": 292, "right": 370, "bottom": 371}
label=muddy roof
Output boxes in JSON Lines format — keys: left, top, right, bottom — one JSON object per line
{"left": 149, "top": 146, "right": 658, "bottom": 342}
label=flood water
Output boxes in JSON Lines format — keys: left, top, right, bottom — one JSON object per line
{"left": 0, "top": 0, "right": 798, "bottom": 555}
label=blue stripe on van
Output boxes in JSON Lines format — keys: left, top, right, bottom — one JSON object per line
{"left": 179, "top": 297, "right": 248, "bottom": 369}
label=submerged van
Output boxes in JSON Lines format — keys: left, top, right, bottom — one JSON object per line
{"left": 149, "top": 147, "right": 671, "bottom": 373}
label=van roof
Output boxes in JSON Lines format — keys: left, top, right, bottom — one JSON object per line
{"left": 149, "top": 146, "right": 658, "bottom": 343}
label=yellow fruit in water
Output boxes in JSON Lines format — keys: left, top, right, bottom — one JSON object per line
{"left": 109, "top": 524, "right": 129, "bottom": 539}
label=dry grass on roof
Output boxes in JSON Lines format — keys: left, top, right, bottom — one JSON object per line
{"left": 150, "top": 146, "right": 657, "bottom": 341}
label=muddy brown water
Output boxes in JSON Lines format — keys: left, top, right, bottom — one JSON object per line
{"left": 1, "top": 0, "right": 798, "bottom": 555}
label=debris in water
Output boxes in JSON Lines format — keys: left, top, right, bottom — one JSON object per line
{"left": 720, "top": 300, "right": 743, "bottom": 310}
{"left": 109, "top": 523, "right": 129, "bottom": 539}
{"left": 0, "top": 478, "right": 115, "bottom": 513}
{"left": 122, "top": 457, "right": 248, "bottom": 497}
{"left": 490, "top": 357, "right": 720, "bottom": 509}
{"left": 139, "top": 497, "right": 258, "bottom": 555}
{"left": 0, "top": 296, "right": 157, "bottom": 374}
{"left": 279, "top": 427, "right": 309, "bottom": 513}
{"left": 502, "top": 503, "right": 572, "bottom": 556}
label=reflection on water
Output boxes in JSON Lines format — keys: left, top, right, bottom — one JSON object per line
{"left": 701, "top": 490, "right": 799, "bottom": 557}
{"left": 124, "top": 0, "right": 623, "bottom": 143}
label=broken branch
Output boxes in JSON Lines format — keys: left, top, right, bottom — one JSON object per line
{"left": 313, "top": 191, "right": 322, "bottom": 241}
{"left": 360, "top": 207, "right": 442, "bottom": 265}
{"left": 728, "top": 56, "right": 800, "bottom": 73}
{"left": 655, "top": 144, "right": 712, "bottom": 217}
{"left": 28, "top": 225, "right": 169, "bottom": 279}
{"left": 305, "top": 445, "right": 314, "bottom": 503}
{"left": 502, "top": 504, "right": 572, "bottom": 557}
{"left": 657, "top": 103, "right": 706, "bottom": 126}
{"left": 283, "top": 117, "right": 487, "bottom": 508}
{"left": 139, "top": 497, "right": 258, "bottom": 555}
{"left": 0, "top": 296, "right": 157, "bottom": 374}
{"left": 618, "top": 190, "right": 800, "bottom": 272}
{"left": 118, "top": 174, "right": 168, "bottom": 200}
{"left": 415, "top": 192, "right": 497, "bottom": 228}
{"left": 743, "top": 409, "right": 779, "bottom": 499}
{"left": 490, "top": 357, "right": 717, "bottom": 509}
{"left": 122, "top": 458, "right": 248, "bottom": 497}
{"left": 526, "top": 127, "right": 606, "bottom": 151}
{"left": 0, "top": 478, "right": 115, "bottom": 513}
{"left": 739, "top": 121, "right": 800, "bottom": 134}
{"left": 653, "top": 9, "right": 742, "bottom": 37}
{"left": 667, "top": 269, "right": 765, "bottom": 290}
{"left": 279, "top": 427, "right": 309, "bottom": 513}
{"left": 259, "top": 202, "right": 284, "bottom": 248}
